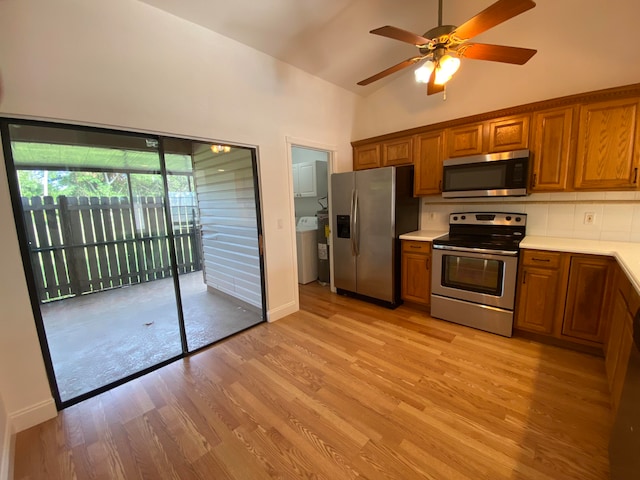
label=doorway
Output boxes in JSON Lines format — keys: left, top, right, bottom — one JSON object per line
{"left": 288, "top": 142, "right": 333, "bottom": 294}
{"left": 1, "top": 119, "right": 266, "bottom": 408}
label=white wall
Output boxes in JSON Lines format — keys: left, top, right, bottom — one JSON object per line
{"left": 353, "top": 0, "right": 640, "bottom": 140}
{"left": 0, "top": 0, "right": 358, "bottom": 431}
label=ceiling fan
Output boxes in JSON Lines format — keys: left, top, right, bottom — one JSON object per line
{"left": 357, "top": 0, "right": 537, "bottom": 95}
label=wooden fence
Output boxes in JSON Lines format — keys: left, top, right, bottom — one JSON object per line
{"left": 21, "top": 195, "right": 201, "bottom": 303}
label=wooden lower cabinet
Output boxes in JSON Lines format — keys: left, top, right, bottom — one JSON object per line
{"left": 401, "top": 240, "right": 431, "bottom": 306}
{"left": 515, "top": 250, "right": 614, "bottom": 347}
{"left": 515, "top": 250, "right": 568, "bottom": 334}
{"left": 605, "top": 265, "right": 639, "bottom": 417}
{"left": 562, "top": 255, "right": 614, "bottom": 343}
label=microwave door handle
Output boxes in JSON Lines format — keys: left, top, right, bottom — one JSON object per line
{"left": 353, "top": 189, "right": 359, "bottom": 256}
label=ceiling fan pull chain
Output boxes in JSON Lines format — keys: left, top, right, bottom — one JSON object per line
{"left": 438, "top": 0, "right": 443, "bottom": 27}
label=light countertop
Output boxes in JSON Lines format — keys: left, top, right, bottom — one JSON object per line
{"left": 400, "top": 230, "right": 640, "bottom": 294}
{"left": 399, "top": 230, "right": 447, "bottom": 242}
{"left": 521, "top": 236, "right": 640, "bottom": 294}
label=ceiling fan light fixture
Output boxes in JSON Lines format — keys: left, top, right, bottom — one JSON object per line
{"left": 433, "top": 54, "right": 460, "bottom": 85}
{"left": 211, "top": 144, "right": 231, "bottom": 154}
{"left": 414, "top": 60, "right": 435, "bottom": 84}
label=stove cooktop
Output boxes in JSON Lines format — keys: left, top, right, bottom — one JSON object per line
{"left": 432, "top": 212, "right": 527, "bottom": 252}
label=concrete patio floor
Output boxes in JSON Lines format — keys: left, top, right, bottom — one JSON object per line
{"left": 41, "top": 271, "right": 263, "bottom": 401}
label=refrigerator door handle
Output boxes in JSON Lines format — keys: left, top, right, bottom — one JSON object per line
{"left": 349, "top": 189, "right": 356, "bottom": 256}
{"left": 353, "top": 189, "right": 359, "bottom": 256}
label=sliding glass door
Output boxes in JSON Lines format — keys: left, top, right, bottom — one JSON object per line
{"left": 1, "top": 120, "right": 266, "bottom": 407}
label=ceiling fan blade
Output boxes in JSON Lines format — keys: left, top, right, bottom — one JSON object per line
{"left": 357, "top": 57, "right": 423, "bottom": 86}
{"left": 370, "top": 26, "right": 430, "bottom": 46}
{"left": 453, "top": 0, "right": 536, "bottom": 40}
{"left": 427, "top": 80, "right": 445, "bottom": 96}
{"left": 460, "top": 43, "right": 536, "bottom": 64}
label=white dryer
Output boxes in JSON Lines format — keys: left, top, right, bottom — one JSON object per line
{"left": 296, "top": 216, "right": 318, "bottom": 284}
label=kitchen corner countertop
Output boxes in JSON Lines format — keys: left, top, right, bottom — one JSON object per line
{"left": 521, "top": 236, "right": 640, "bottom": 294}
{"left": 399, "top": 230, "right": 447, "bottom": 242}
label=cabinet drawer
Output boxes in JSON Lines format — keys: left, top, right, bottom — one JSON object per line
{"left": 402, "top": 240, "right": 431, "bottom": 254}
{"left": 521, "top": 250, "right": 562, "bottom": 268}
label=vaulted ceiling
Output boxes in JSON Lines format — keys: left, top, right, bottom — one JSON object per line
{"left": 138, "top": 0, "right": 639, "bottom": 97}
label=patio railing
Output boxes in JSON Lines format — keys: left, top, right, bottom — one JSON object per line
{"left": 21, "top": 195, "right": 201, "bottom": 303}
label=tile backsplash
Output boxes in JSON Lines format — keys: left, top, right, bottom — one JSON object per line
{"left": 420, "top": 191, "right": 640, "bottom": 242}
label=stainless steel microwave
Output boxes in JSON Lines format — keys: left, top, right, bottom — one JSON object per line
{"left": 442, "top": 149, "right": 529, "bottom": 198}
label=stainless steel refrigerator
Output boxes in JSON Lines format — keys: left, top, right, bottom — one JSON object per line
{"left": 331, "top": 166, "right": 419, "bottom": 307}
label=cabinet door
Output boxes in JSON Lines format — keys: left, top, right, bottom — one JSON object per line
{"left": 414, "top": 131, "right": 444, "bottom": 195}
{"left": 382, "top": 137, "right": 413, "bottom": 167}
{"left": 515, "top": 266, "right": 561, "bottom": 334}
{"left": 562, "top": 256, "right": 614, "bottom": 343}
{"left": 296, "top": 162, "right": 316, "bottom": 197}
{"left": 605, "top": 287, "right": 629, "bottom": 390}
{"left": 353, "top": 144, "right": 381, "bottom": 170}
{"left": 610, "top": 314, "right": 634, "bottom": 416}
{"left": 574, "top": 97, "right": 640, "bottom": 189}
{"left": 530, "top": 107, "right": 574, "bottom": 191}
{"left": 446, "top": 123, "right": 484, "bottom": 158}
{"left": 401, "top": 241, "right": 431, "bottom": 305}
{"left": 487, "top": 114, "right": 530, "bottom": 153}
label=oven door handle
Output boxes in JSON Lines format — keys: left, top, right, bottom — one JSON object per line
{"left": 432, "top": 244, "right": 519, "bottom": 257}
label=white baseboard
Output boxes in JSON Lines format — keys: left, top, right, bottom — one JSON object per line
{"left": 267, "top": 300, "right": 297, "bottom": 322}
{"left": 0, "top": 419, "right": 12, "bottom": 480}
{"left": 9, "top": 398, "right": 57, "bottom": 433}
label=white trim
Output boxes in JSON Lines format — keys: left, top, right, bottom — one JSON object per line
{"left": 9, "top": 398, "right": 57, "bottom": 433}
{"left": 0, "top": 419, "right": 12, "bottom": 480}
{"left": 267, "top": 300, "right": 297, "bottom": 322}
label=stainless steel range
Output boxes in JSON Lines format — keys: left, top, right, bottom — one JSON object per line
{"left": 431, "top": 212, "right": 526, "bottom": 337}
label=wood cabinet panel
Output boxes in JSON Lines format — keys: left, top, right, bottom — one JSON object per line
{"left": 488, "top": 115, "right": 530, "bottom": 152}
{"left": 414, "top": 131, "right": 445, "bottom": 195}
{"left": 516, "top": 266, "right": 562, "bottom": 334}
{"left": 521, "top": 249, "right": 563, "bottom": 269}
{"left": 446, "top": 123, "right": 484, "bottom": 158}
{"left": 401, "top": 241, "right": 431, "bottom": 306}
{"left": 574, "top": 97, "right": 640, "bottom": 189}
{"left": 562, "top": 255, "right": 614, "bottom": 343}
{"left": 530, "top": 107, "right": 574, "bottom": 191}
{"left": 353, "top": 144, "right": 381, "bottom": 170}
{"left": 382, "top": 137, "right": 413, "bottom": 167}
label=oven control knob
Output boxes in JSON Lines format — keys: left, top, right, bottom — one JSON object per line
{"left": 515, "top": 217, "right": 522, "bottom": 222}
{"left": 506, "top": 216, "right": 512, "bottom": 221}
{"left": 461, "top": 215, "right": 466, "bottom": 220}
{"left": 453, "top": 216, "right": 458, "bottom": 221}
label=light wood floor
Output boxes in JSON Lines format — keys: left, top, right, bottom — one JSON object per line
{"left": 14, "top": 283, "right": 611, "bottom": 479}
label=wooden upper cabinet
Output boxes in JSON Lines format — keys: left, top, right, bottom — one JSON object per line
{"left": 562, "top": 255, "right": 614, "bottom": 344}
{"left": 487, "top": 114, "right": 530, "bottom": 152}
{"left": 446, "top": 122, "right": 484, "bottom": 158}
{"left": 382, "top": 137, "right": 413, "bottom": 167}
{"left": 574, "top": 97, "right": 640, "bottom": 189}
{"left": 414, "top": 131, "right": 445, "bottom": 195}
{"left": 353, "top": 144, "right": 381, "bottom": 170}
{"left": 447, "top": 115, "right": 530, "bottom": 158}
{"left": 530, "top": 107, "right": 575, "bottom": 192}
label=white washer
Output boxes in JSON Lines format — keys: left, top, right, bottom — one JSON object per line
{"left": 296, "top": 217, "right": 318, "bottom": 284}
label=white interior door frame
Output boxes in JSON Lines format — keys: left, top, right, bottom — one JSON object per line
{"left": 285, "top": 136, "right": 337, "bottom": 303}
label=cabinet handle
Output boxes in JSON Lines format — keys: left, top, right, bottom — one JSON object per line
{"left": 634, "top": 167, "right": 638, "bottom": 184}
{"left": 532, "top": 173, "right": 537, "bottom": 188}
{"left": 426, "top": 258, "right": 430, "bottom": 269}
{"left": 531, "top": 257, "right": 550, "bottom": 262}
{"left": 438, "top": 180, "right": 442, "bottom": 191}
{"left": 410, "top": 245, "right": 421, "bottom": 249}
{"left": 522, "top": 272, "right": 526, "bottom": 285}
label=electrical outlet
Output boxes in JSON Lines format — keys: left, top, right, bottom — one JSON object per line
{"left": 584, "top": 212, "right": 595, "bottom": 225}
